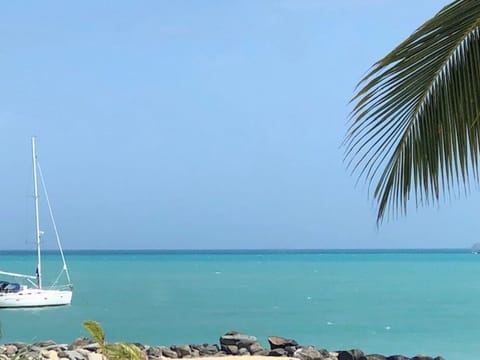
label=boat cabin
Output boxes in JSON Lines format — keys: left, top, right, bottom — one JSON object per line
{"left": 0, "top": 281, "right": 21, "bottom": 293}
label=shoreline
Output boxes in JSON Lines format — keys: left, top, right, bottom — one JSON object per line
{"left": 0, "top": 332, "right": 445, "bottom": 360}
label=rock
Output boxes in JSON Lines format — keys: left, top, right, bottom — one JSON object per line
{"left": 172, "top": 345, "right": 192, "bottom": 357}
{"left": 76, "top": 349, "right": 94, "bottom": 357}
{"left": 238, "top": 348, "right": 250, "bottom": 355}
{"left": 31, "top": 345, "right": 46, "bottom": 353}
{"left": 12, "top": 342, "right": 29, "bottom": 350}
{"left": 193, "top": 349, "right": 201, "bottom": 357}
{"left": 224, "top": 331, "right": 240, "bottom": 336}
{"left": 46, "top": 344, "right": 69, "bottom": 351}
{"left": 237, "top": 338, "right": 258, "bottom": 349}
{"left": 254, "top": 349, "right": 271, "bottom": 356}
{"left": 191, "top": 344, "right": 220, "bottom": 356}
{"left": 45, "top": 349, "right": 60, "bottom": 360}
{"left": 214, "top": 351, "right": 228, "bottom": 357}
{"left": 386, "top": 356, "right": 410, "bottom": 360}
{"left": 5, "top": 345, "right": 17, "bottom": 357}
{"left": 268, "top": 336, "right": 299, "bottom": 350}
{"left": 34, "top": 340, "right": 57, "bottom": 348}
{"left": 248, "top": 342, "right": 264, "bottom": 354}
{"left": 433, "top": 357, "right": 445, "bottom": 360}
{"left": 69, "top": 338, "right": 93, "bottom": 350}
{"left": 147, "top": 346, "right": 163, "bottom": 357}
{"left": 318, "top": 349, "right": 332, "bottom": 358}
{"left": 161, "top": 346, "right": 179, "bottom": 358}
{"left": 269, "top": 348, "right": 288, "bottom": 357}
{"left": 223, "top": 344, "right": 239, "bottom": 355}
{"left": 294, "top": 346, "right": 323, "bottom": 360}
{"left": 81, "top": 343, "right": 101, "bottom": 352}
{"left": 203, "top": 344, "right": 221, "bottom": 356}
{"left": 411, "top": 356, "right": 433, "bottom": 360}
{"left": 220, "top": 333, "right": 257, "bottom": 347}
{"left": 285, "top": 345, "right": 298, "bottom": 356}
{"left": 338, "top": 349, "right": 366, "bottom": 360}
{"left": 133, "top": 342, "right": 147, "bottom": 351}
{"left": 61, "top": 350, "right": 87, "bottom": 360}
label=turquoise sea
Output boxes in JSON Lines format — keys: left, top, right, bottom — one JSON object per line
{"left": 0, "top": 250, "right": 477, "bottom": 359}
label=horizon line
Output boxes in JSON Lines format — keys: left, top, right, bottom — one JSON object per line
{"left": 0, "top": 247, "right": 471, "bottom": 252}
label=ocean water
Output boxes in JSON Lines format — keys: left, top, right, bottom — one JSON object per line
{"left": 0, "top": 249, "right": 477, "bottom": 359}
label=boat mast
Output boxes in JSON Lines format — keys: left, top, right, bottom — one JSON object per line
{"left": 32, "top": 137, "right": 42, "bottom": 289}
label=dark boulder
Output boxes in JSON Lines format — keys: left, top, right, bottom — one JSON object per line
{"left": 133, "top": 342, "right": 147, "bottom": 351}
{"left": 172, "top": 345, "right": 192, "bottom": 357}
{"left": 222, "top": 344, "right": 239, "bottom": 355}
{"left": 80, "top": 343, "right": 101, "bottom": 352}
{"left": 387, "top": 356, "right": 410, "bottom": 360}
{"left": 285, "top": 345, "right": 298, "bottom": 356}
{"left": 338, "top": 349, "right": 366, "bottom": 360}
{"left": 160, "top": 346, "right": 179, "bottom": 358}
{"left": 220, "top": 332, "right": 257, "bottom": 347}
{"left": 270, "top": 348, "right": 288, "bottom": 356}
{"left": 411, "top": 356, "right": 433, "bottom": 360}
{"left": 191, "top": 344, "right": 219, "bottom": 356}
{"left": 268, "top": 335, "right": 299, "bottom": 349}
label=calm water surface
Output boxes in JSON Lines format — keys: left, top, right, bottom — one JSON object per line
{"left": 0, "top": 250, "right": 476, "bottom": 360}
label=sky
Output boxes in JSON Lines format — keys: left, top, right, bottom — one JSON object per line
{"left": 1, "top": 0, "right": 474, "bottom": 250}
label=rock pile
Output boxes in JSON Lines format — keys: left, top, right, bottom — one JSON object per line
{"left": 0, "top": 333, "right": 446, "bottom": 360}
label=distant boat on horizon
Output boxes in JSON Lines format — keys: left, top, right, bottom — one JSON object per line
{"left": 471, "top": 243, "right": 480, "bottom": 254}
{"left": 0, "top": 137, "right": 73, "bottom": 308}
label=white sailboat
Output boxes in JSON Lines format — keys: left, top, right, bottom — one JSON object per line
{"left": 0, "top": 137, "right": 73, "bottom": 308}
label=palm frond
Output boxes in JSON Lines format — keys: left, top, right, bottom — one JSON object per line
{"left": 83, "top": 320, "right": 106, "bottom": 347}
{"left": 346, "top": 0, "right": 480, "bottom": 222}
{"left": 103, "top": 343, "right": 146, "bottom": 360}
{"left": 82, "top": 320, "right": 146, "bottom": 360}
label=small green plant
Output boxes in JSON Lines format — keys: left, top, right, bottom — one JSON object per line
{"left": 12, "top": 347, "right": 41, "bottom": 360}
{"left": 83, "top": 320, "right": 146, "bottom": 360}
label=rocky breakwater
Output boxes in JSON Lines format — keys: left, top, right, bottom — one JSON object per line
{"left": 0, "top": 332, "right": 445, "bottom": 360}
{"left": 218, "top": 333, "right": 444, "bottom": 360}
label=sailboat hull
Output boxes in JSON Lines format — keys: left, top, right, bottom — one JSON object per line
{"left": 0, "top": 289, "right": 72, "bottom": 308}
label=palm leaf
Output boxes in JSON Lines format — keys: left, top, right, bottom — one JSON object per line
{"left": 346, "top": 0, "right": 480, "bottom": 222}
{"left": 103, "top": 343, "right": 145, "bottom": 360}
{"left": 83, "top": 320, "right": 106, "bottom": 347}
{"left": 82, "top": 320, "right": 146, "bottom": 360}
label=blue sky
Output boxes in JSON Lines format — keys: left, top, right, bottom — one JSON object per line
{"left": 2, "top": 0, "right": 473, "bottom": 250}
